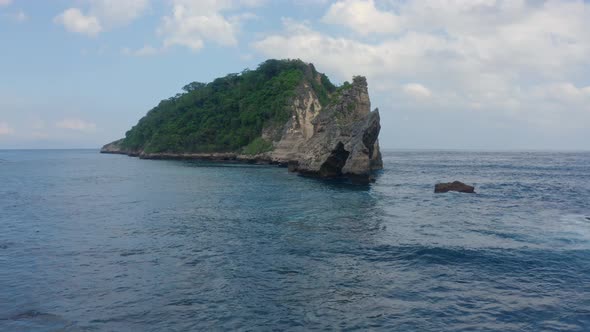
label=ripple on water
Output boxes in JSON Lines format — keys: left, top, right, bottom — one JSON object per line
{"left": 0, "top": 310, "right": 77, "bottom": 332}
{"left": 1, "top": 150, "right": 590, "bottom": 331}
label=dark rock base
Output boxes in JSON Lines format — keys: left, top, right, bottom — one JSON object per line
{"left": 435, "top": 181, "right": 475, "bottom": 194}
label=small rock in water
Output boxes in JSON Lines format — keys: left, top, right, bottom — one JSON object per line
{"left": 435, "top": 181, "right": 475, "bottom": 194}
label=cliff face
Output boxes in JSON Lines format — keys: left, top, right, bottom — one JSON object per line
{"left": 101, "top": 60, "right": 382, "bottom": 181}
{"left": 264, "top": 75, "right": 382, "bottom": 178}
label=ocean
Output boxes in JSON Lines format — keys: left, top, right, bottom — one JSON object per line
{"left": 1, "top": 149, "right": 589, "bottom": 331}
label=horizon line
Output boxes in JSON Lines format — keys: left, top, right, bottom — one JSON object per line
{"left": 1, "top": 147, "right": 589, "bottom": 153}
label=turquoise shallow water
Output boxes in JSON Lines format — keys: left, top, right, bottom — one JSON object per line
{"left": 1, "top": 149, "right": 589, "bottom": 331}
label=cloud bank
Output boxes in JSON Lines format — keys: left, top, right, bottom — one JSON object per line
{"left": 253, "top": 0, "right": 590, "bottom": 131}
{"left": 158, "top": 0, "right": 263, "bottom": 51}
{"left": 18, "top": 0, "right": 590, "bottom": 149}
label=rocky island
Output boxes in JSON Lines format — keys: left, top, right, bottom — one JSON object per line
{"left": 101, "top": 59, "right": 382, "bottom": 181}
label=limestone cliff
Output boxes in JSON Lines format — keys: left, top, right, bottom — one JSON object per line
{"left": 263, "top": 75, "right": 382, "bottom": 179}
{"left": 101, "top": 60, "right": 382, "bottom": 181}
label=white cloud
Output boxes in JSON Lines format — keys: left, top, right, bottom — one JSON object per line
{"left": 532, "top": 82, "right": 590, "bottom": 104}
{"left": 253, "top": 0, "right": 590, "bottom": 129}
{"left": 2, "top": 9, "right": 27, "bottom": 23}
{"left": 402, "top": 83, "right": 432, "bottom": 99}
{"left": 14, "top": 10, "right": 27, "bottom": 22}
{"left": 0, "top": 122, "right": 14, "bottom": 136}
{"left": 54, "top": 8, "right": 102, "bottom": 36}
{"left": 54, "top": 0, "right": 150, "bottom": 36}
{"left": 253, "top": 19, "right": 449, "bottom": 81}
{"left": 0, "top": 0, "right": 12, "bottom": 6}
{"left": 157, "top": 0, "right": 262, "bottom": 51}
{"left": 122, "top": 45, "right": 160, "bottom": 56}
{"left": 56, "top": 119, "right": 97, "bottom": 132}
{"left": 293, "top": 0, "right": 330, "bottom": 6}
{"left": 159, "top": 9, "right": 236, "bottom": 50}
{"left": 237, "top": 0, "right": 267, "bottom": 7}
{"left": 89, "top": 0, "right": 150, "bottom": 26}
{"left": 322, "top": 0, "right": 401, "bottom": 35}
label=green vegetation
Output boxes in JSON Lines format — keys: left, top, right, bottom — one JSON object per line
{"left": 242, "top": 137, "right": 273, "bottom": 155}
{"left": 121, "top": 59, "right": 338, "bottom": 154}
{"left": 311, "top": 72, "right": 337, "bottom": 106}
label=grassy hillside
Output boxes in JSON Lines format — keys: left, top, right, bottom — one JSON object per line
{"left": 121, "top": 59, "right": 337, "bottom": 154}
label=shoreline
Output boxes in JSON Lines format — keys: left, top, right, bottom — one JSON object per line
{"left": 100, "top": 149, "right": 274, "bottom": 164}
{"left": 100, "top": 149, "right": 376, "bottom": 183}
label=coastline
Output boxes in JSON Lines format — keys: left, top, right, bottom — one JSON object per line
{"left": 100, "top": 149, "right": 377, "bottom": 183}
{"left": 100, "top": 149, "right": 272, "bottom": 163}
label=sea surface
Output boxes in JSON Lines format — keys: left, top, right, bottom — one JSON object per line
{"left": 1, "top": 149, "right": 589, "bottom": 331}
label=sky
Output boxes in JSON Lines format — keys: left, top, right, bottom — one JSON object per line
{"left": 1, "top": 0, "right": 589, "bottom": 150}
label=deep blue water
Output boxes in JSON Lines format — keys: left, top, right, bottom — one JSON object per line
{"left": 1, "top": 149, "right": 589, "bottom": 331}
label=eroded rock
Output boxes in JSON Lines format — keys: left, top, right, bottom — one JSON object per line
{"left": 435, "top": 181, "right": 476, "bottom": 194}
{"left": 267, "top": 75, "right": 382, "bottom": 181}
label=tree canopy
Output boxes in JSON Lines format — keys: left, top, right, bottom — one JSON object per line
{"left": 121, "top": 59, "right": 337, "bottom": 154}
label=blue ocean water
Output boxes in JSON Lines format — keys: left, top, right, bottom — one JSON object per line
{"left": 1, "top": 149, "right": 589, "bottom": 331}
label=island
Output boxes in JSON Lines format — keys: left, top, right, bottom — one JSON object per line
{"left": 101, "top": 59, "right": 383, "bottom": 182}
